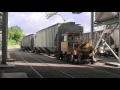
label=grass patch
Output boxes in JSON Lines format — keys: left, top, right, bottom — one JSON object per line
{"left": 8, "top": 39, "right": 20, "bottom": 46}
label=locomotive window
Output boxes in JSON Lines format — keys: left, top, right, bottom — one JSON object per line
{"left": 61, "top": 36, "right": 64, "bottom": 42}
{"left": 74, "top": 42, "right": 79, "bottom": 48}
{"left": 68, "top": 42, "right": 73, "bottom": 48}
{"left": 74, "top": 35, "right": 79, "bottom": 41}
{"left": 68, "top": 35, "right": 73, "bottom": 41}
{"left": 64, "top": 35, "right": 67, "bottom": 41}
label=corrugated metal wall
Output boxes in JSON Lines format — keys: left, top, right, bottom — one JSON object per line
{"left": 34, "top": 22, "right": 83, "bottom": 52}
{"left": 35, "top": 24, "right": 60, "bottom": 49}
{"left": 22, "top": 34, "right": 34, "bottom": 47}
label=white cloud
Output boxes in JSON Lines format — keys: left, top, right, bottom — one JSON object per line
{"left": 9, "top": 12, "right": 71, "bottom": 35}
{"left": 8, "top": 12, "right": 91, "bottom": 35}
{"left": 85, "top": 12, "right": 91, "bottom": 17}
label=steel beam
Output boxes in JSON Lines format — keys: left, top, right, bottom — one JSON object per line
{"left": 102, "top": 39, "right": 120, "bottom": 61}
{"left": 94, "top": 29, "right": 105, "bottom": 51}
{"left": 2, "top": 12, "right": 8, "bottom": 64}
{"left": 94, "top": 25, "right": 120, "bottom": 61}
{"left": 118, "top": 12, "right": 120, "bottom": 62}
{"left": 94, "top": 18, "right": 119, "bottom": 27}
{"left": 94, "top": 23, "right": 118, "bottom": 52}
{"left": 91, "top": 12, "right": 94, "bottom": 48}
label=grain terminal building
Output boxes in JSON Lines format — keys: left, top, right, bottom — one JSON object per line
{"left": 0, "top": 12, "right": 120, "bottom": 66}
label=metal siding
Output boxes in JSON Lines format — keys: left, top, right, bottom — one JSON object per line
{"left": 47, "top": 28, "right": 48, "bottom": 47}
{"left": 49, "top": 27, "right": 52, "bottom": 47}
{"left": 51, "top": 26, "right": 53, "bottom": 47}
{"left": 48, "top": 28, "right": 50, "bottom": 47}
{"left": 36, "top": 33, "right": 38, "bottom": 47}
{"left": 41, "top": 31, "right": 43, "bottom": 47}
{"left": 44, "top": 30, "right": 45, "bottom": 47}
{"left": 34, "top": 22, "right": 83, "bottom": 52}
{"left": 95, "top": 12, "right": 118, "bottom": 22}
{"left": 40, "top": 31, "right": 42, "bottom": 47}
{"left": 37, "top": 34, "right": 39, "bottom": 47}
{"left": 45, "top": 29, "right": 47, "bottom": 47}
{"left": 46, "top": 29, "right": 48, "bottom": 47}
{"left": 34, "top": 34, "right": 36, "bottom": 47}
{"left": 52, "top": 27, "right": 55, "bottom": 47}
{"left": 50, "top": 27, "right": 52, "bottom": 47}
{"left": 89, "top": 33, "right": 90, "bottom": 42}
{"left": 37, "top": 31, "right": 42, "bottom": 47}
{"left": 114, "top": 29, "right": 119, "bottom": 47}
{"left": 21, "top": 34, "right": 34, "bottom": 47}
{"left": 35, "top": 33, "right": 38, "bottom": 47}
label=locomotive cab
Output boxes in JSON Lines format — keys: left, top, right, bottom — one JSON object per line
{"left": 61, "top": 32, "right": 80, "bottom": 53}
{"left": 58, "top": 32, "right": 82, "bottom": 63}
{"left": 58, "top": 32, "right": 95, "bottom": 64}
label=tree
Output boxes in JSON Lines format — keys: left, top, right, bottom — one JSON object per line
{"left": 8, "top": 25, "right": 24, "bottom": 44}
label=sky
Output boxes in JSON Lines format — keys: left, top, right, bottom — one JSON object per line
{"left": 8, "top": 12, "right": 91, "bottom": 35}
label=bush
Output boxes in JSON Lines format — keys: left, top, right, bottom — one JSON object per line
{"left": 8, "top": 39, "right": 20, "bottom": 46}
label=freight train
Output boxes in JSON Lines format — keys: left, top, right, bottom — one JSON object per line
{"left": 21, "top": 12, "right": 119, "bottom": 63}
{"left": 21, "top": 22, "right": 96, "bottom": 64}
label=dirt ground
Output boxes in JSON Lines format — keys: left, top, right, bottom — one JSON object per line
{"left": 7, "top": 45, "right": 20, "bottom": 52}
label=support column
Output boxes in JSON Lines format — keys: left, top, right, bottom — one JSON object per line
{"left": 91, "top": 12, "right": 94, "bottom": 48}
{"left": 2, "top": 12, "right": 8, "bottom": 64}
{"left": 119, "top": 12, "right": 120, "bottom": 63}
{"left": 91, "top": 12, "right": 95, "bottom": 63}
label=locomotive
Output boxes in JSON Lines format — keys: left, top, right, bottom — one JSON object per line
{"left": 21, "top": 22, "right": 95, "bottom": 64}
{"left": 21, "top": 12, "right": 119, "bottom": 64}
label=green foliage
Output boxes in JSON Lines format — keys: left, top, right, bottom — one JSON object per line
{"left": 8, "top": 39, "right": 20, "bottom": 46}
{"left": 8, "top": 25, "right": 24, "bottom": 45}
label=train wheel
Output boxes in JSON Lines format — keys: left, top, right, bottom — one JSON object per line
{"left": 56, "top": 56, "right": 60, "bottom": 60}
{"left": 56, "top": 53, "right": 63, "bottom": 60}
{"left": 73, "top": 55, "right": 80, "bottom": 64}
{"left": 90, "top": 57, "right": 95, "bottom": 64}
{"left": 66, "top": 54, "right": 70, "bottom": 62}
{"left": 73, "top": 58, "right": 79, "bottom": 64}
{"left": 70, "top": 55, "right": 77, "bottom": 64}
{"left": 77, "top": 57, "right": 82, "bottom": 64}
{"left": 63, "top": 54, "right": 69, "bottom": 62}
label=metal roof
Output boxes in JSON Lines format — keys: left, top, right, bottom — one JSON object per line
{"left": 0, "top": 12, "right": 2, "bottom": 30}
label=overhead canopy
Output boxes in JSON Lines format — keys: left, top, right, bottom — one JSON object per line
{"left": 0, "top": 12, "right": 2, "bottom": 32}
{"left": 46, "top": 12, "right": 83, "bottom": 19}
{"left": 95, "top": 12, "right": 119, "bottom": 25}
{"left": 72, "top": 12, "right": 82, "bottom": 14}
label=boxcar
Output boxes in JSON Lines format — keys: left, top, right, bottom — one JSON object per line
{"left": 33, "top": 22, "right": 83, "bottom": 55}
{"left": 21, "top": 34, "right": 35, "bottom": 51}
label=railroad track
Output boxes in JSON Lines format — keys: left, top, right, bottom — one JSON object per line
{"left": 16, "top": 51, "right": 75, "bottom": 78}
{"left": 26, "top": 51, "right": 120, "bottom": 78}
{"left": 11, "top": 51, "right": 120, "bottom": 78}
